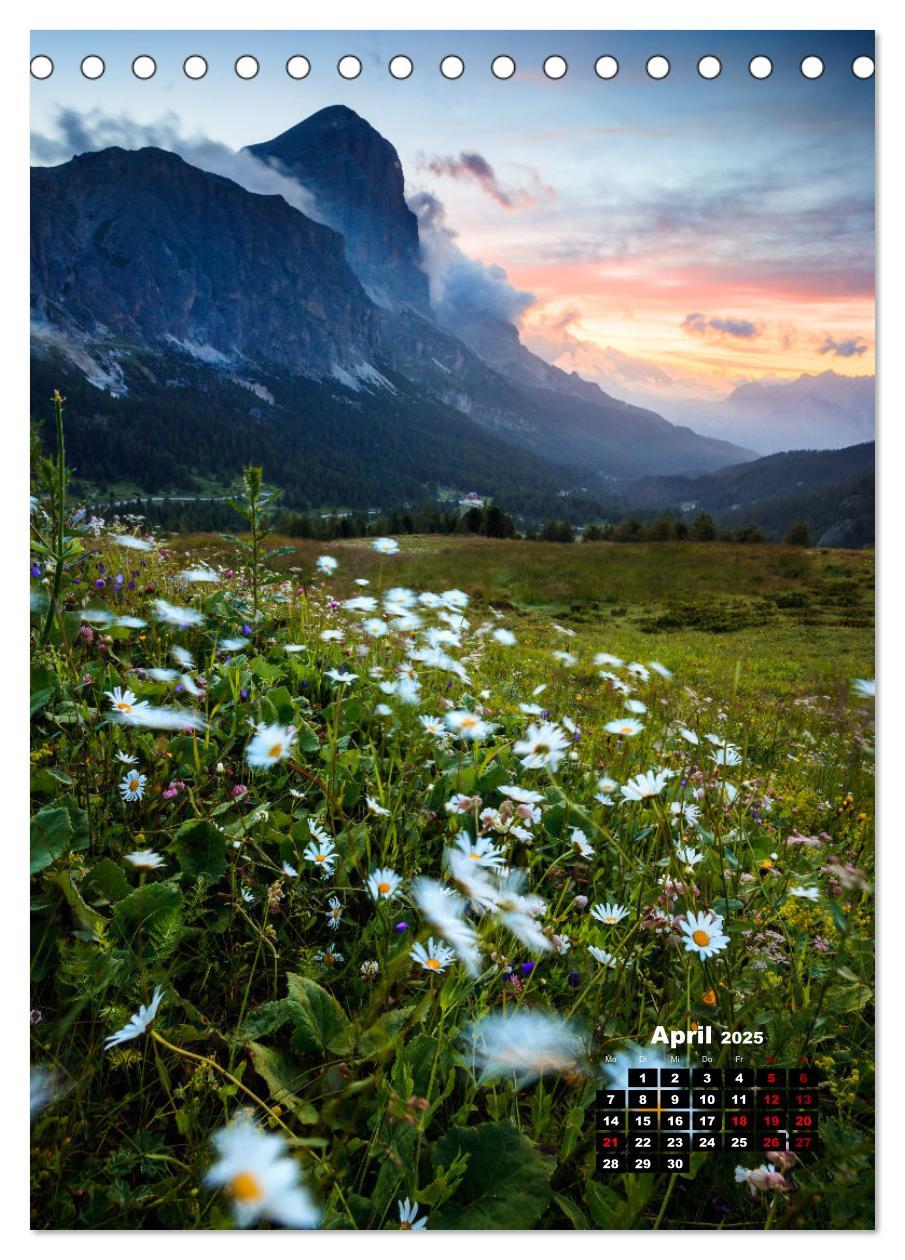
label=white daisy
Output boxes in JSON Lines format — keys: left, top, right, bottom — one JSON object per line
{"left": 118, "top": 772, "right": 147, "bottom": 802}
{"left": 464, "top": 1011, "right": 585, "bottom": 1086}
{"left": 445, "top": 793, "right": 480, "bottom": 814}
{"left": 325, "top": 668, "right": 357, "bottom": 685}
{"left": 152, "top": 598, "right": 205, "bottom": 628}
{"left": 620, "top": 768, "right": 672, "bottom": 801}
{"left": 605, "top": 717, "right": 644, "bottom": 737}
{"left": 648, "top": 661, "right": 673, "bottom": 678}
{"left": 362, "top": 618, "right": 389, "bottom": 637}
{"left": 246, "top": 724, "right": 296, "bottom": 769}
{"left": 366, "top": 796, "right": 389, "bottom": 816}
{"left": 343, "top": 595, "right": 378, "bottom": 613}
{"left": 115, "top": 705, "right": 207, "bottom": 731}
{"left": 105, "top": 686, "right": 148, "bottom": 718}
{"left": 492, "top": 628, "right": 516, "bottom": 646}
{"left": 711, "top": 745, "right": 742, "bottom": 767}
{"left": 552, "top": 650, "right": 577, "bottom": 667}
{"left": 675, "top": 844, "right": 704, "bottom": 867}
{"left": 303, "top": 831, "right": 337, "bottom": 876}
{"left": 398, "top": 1198, "right": 428, "bottom": 1230}
{"left": 316, "top": 555, "right": 338, "bottom": 574}
{"left": 852, "top": 677, "right": 875, "bottom": 699}
{"left": 569, "top": 828, "right": 595, "bottom": 859}
{"left": 445, "top": 710, "right": 496, "bottom": 742}
{"left": 452, "top": 832, "right": 506, "bottom": 869}
{"left": 790, "top": 885, "right": 819, "bottom": 901}
{"left": 624, "top": 699, "right": 647, "bottom": 715}
{"left": 204, "top": 1116, "right": 321, "bottom": 1228}
{"left": 320, "top": 628, "right": 344, "bottom": 642}
{"left": 109, "top": 534, "right": 154, "bottom": 552}
{"left": 591, "top": 901, "right": 628, "bottom": 925}
{"left": 678, "top": 726, "right": 700, "bottom": 745}
{"left": 372, "top": 537, "right": 399, "bottom": 555}
{"left": 670, "top": 800, "right": 701, "bottom": 826}
{"left": 282, "top": 861, "right": 298, "bottom": 877}
{"left": 679, "top": 910, "right": 730, "bottom": 960}
{"left": 410, "top": 937, "right": 456, "bottom": 973}
{"left": 499, "top": 785, "right": 544, "bottom": 805}
{"left": 627, "top": 663, "right": 650, "bottom": 681}
{"left": 124, "top": 849, "right": 164, "bottom": 870}
{"left": 411, "top": 877, "right": 482, "bottom": 977}
{"left": 104, "top": 986, "right": 164, "bottom": 1050}
{"left": 367, "top": 867, "right": 402, "bottom": 902}
{"left": 588, "top": 946, "right": 618, "bottom": 968}
{"left": 115, "top": 750, "right": 138, "bottom": 765}
{"left": 594, "top": 652, "right": 624, "bottom": 667}
{"left": 325, "top": 896, "right": 344, "bottom": 930}
{"left": 513, "top": 721, "right": 570, "bottom": 773}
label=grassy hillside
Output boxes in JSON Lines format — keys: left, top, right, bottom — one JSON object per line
{"left": 31, "top": 525, "right": 874, "bottom": 1229}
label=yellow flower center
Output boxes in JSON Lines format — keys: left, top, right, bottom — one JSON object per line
{"left": 605, "top": 916, "right": 616, "bottom": 923}
{"left": 702, "top": 988, "right": 717, "bottom": 1006}
{"left": 760, "top": 858, "right": 773, "bottom": 870}
{"left": 469, "top": 852, "right": 481, "bottom": 860}
{"left": 315, "top": 854, "right": 325, "bottom": 862}
{"left": 693, "top": 929, "right": 710, "bottom": 947}
{"left": 378, "top": 882, "right": 391, "bottom": 895}
{"left": 268, "top": 743, "right": 283, "bottom": 759}
{"left": 461, "top": 717, "right": 477, "bottom": 728}
{"left": 230, "top": 1171, "right": 264, "bottom": 1204}
{"left": 425, "top": 958, "right": 441, "bottom": 970}
{"left": 400, "top": 1222, "right": 412, "bottom": 1231}
{"left": 117, "top": 701, "right": 132, "bottom": 712}
{"left": 129, "top": 779, "right": 140, "bottom": 791}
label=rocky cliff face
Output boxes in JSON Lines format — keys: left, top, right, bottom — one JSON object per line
{"left": 30, "top": 115, "right": 756, "bottom": 482}
{"left": 247, "top": 105, "right": 431, "bottom": 314}
{"left": 31, "top": 146, "right": 380, "bottom": 376}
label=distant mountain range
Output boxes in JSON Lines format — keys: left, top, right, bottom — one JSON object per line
{"left": 652, "top": 371, "right": 874, "bottom": 455}
{"left": 31, "top": 105, "right": 754, "bottom": 510}
{"left": 624, "top": 441, "right": 875, "bottom": 547}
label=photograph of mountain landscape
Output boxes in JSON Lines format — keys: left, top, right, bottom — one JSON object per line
{"left": 30, "top": 30, "right": 875, "bottom": 1231}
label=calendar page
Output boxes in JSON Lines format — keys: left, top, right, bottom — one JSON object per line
{"left": 29, "top": 29, "right": 875, "bottom": 1231}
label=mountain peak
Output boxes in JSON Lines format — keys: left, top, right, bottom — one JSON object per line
{"left": 247, "top": 107, "right": 430, "bottom": 312}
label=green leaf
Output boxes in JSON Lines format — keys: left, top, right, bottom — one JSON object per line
{"left": 261, "top": 686, "right": 295, "bottom": 725}
{"left": 112, "top": 883, "right": 181, "bottom": 948}
{"left": 246, "top": 1042, "right": 318, "bottom": 1124}
{"left": 430, "top": 1121, "right": 554, "bottom": 1229}
{"left": 82, "top": 858, "right": 130, "bottom": 904}
{"left": 47, "top": 869, "right": 107, "bottom": 936}
{"left": 169, "top": 819, "right": 226, "bottom": 881}
{"left": 30, "top": 799, "right": 89, "bottom": 874}
{"left": 551, "top": 1191, "right": 589, "bottom": 1230}
{"left": 238, "top": 1000, "right": 294, "bottom": 1040}
{"left": 285, "top": 973, "right": 351, "bottom": 1056}
{"left": 295, "top": 720, "right": 320, "bottom": 753}
{"left": 584, "top": 1178, "right": 624, "bottom": 1228}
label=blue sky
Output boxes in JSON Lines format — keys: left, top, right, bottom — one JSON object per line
{"left": 31, "top": 29, "right": 875, "bottom": 404}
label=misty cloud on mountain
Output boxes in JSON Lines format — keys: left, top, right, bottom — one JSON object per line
{"left": 30, "top": 108, "right": 322, "bottom": 220}
{"left": 409, "top": 190, "right": 535, "bottom": 327}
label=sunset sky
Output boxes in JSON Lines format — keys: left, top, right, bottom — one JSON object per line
{"left": 31, "top": 29, "right": 875, "bottom": 410}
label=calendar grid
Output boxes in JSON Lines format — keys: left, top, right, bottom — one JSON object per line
{"left": 596, "top": 1065, "right": 820, "bottom": 1175}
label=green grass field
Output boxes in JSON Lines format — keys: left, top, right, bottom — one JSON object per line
{"left": 31, "top": 526, "right": 875, "bottom": 1230}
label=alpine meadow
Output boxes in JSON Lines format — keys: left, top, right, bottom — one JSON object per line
{"left": 30, "top": 30, "right": 875, "bottom": 1233}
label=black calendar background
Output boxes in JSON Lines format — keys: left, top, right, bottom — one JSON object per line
{"left": 597, "top": 1064, "right": 820, "bottom": 1175}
